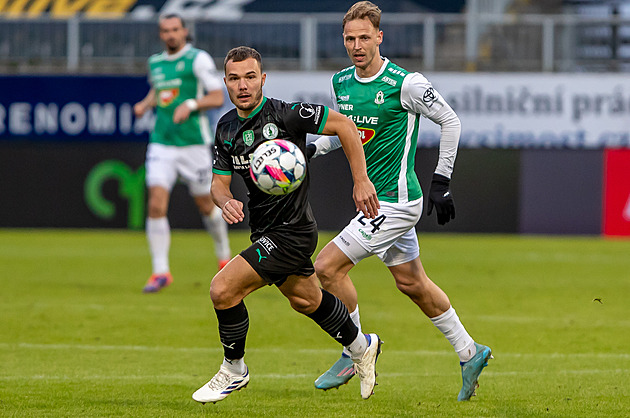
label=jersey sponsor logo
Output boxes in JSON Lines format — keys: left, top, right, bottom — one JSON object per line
{"left": 262, "top": 123, "right": 278, "bottom": 139}
{"left": 243, "top": 129, "right": 255, "bottom": 146}
{"left": 375, "top": 90, "right": 385, "bottom": 105}
{"left": 357, "top": 127, "right": 375, "bottom": 145}
{"left": 381, "top": 76, "right": 397, "bottom": 87}
{"left": 339, "top": 103, "right": 353, "bottom": 111}
{"left": 157, "top": 88, "right": 179, "bottom": 107}
{"left": 231, "top": 154, "right": 253, "bottom": 170}
{"left": 339, "top": 74, "right": 352, "bottom": 82}
{"left": 358, "top": 228, "right": 372, "bottom": 241}
{"left": 423, "top": 87, "right": 438, "bottom": 108}
{"left": 338, "top": 95, "right": 350, "bottom": 101}
{"left": 348, "top": 114, "right": 379, "bottom": 125}
{"left": 257, "top": 236, "right": 277, "bottom": 253}
{"left": 298, "top": 103, "right": 315, "bottom": 119}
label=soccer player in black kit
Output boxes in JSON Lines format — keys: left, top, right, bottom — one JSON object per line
{"left": 192, "top": 46, "right": 382, "bottom": 404}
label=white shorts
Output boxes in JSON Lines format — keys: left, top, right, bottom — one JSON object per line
{"left": 332, "top": 198, "right": 423, "bottom": 267}
{"left": 145, "top": 143, "right": 212, "bottom": 196}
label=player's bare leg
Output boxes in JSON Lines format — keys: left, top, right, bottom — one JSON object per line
{"left": 389, "top": 257, "right": 493, "bottom": 400}
{"left": 195, "top": 194, "right": 231, "bottom": 270}
{"left": 144, "top": 186, "right": 173, "bottom": 293}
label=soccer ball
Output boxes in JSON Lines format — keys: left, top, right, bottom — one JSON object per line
{"left": 249, "top": 139, "right": 307, "bottom": 195}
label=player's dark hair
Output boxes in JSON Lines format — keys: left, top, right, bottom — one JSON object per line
{"left": 159, "top": 13, "right": 193, "bottom": 42}
{"left": 343, "top": 1, "right": 381, "bottom": 31}
{"left": 223, "top": 46, "right": 263, "bottom": 73}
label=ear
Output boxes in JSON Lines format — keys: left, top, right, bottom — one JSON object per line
{"left": 261, "top": 73, "right": 266, "bottom": 87}
{"left": 376, "top": 30, "right": 383, "bottom": 46}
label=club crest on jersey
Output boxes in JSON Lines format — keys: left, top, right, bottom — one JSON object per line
{"left": 176, "top": 61, "right": 185, "bottom": 72}
{"left": 263, "top": 123, "right": 278, "bottom": 139}
{"left": 243, "top": 130, "right": 255, "bottom": 146}
{"left": 375, "top": 90, "right": 385, "bottom": 105}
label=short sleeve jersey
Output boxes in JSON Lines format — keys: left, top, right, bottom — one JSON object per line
{"left": 148, "top": 45, "right": 221, "bottom": 146}
{"left": 331, "top": 58, "right": 442, "bottom": 203}
{"left": 213, "top": 97, "right": 329, "bottom": 236}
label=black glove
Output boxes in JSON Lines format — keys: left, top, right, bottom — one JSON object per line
{"left": 305, "top": 143, "right": 316, "bottom": 161}
{"left": 427, "top": 173, "right": 455, "bottom": 225}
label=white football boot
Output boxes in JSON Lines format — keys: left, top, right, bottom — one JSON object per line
{"left": 352, "top": 333, "right": 382, "bottom": 399}
{"left": 192, "top": 364, "right": 249, "bottom": 404}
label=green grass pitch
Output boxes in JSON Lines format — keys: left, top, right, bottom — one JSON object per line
{"left": 1, "top": 229, "right": 629, "bottom": 417}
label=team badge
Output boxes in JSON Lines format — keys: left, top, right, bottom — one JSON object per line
{"left": 243, "top": 130, "right": 255, "bottom": 146}
{"left": 375, "top": 90, "right": 385, "bottom": 105}
{"left": 263, "top": 123, "right": 278, "bottom": 139}
{"left": 176, "top": 61, "right": 185, "bottom": 72}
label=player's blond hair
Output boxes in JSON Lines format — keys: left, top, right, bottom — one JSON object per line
{"left": 343, "top": 1, "right": 381, "bottom": 31}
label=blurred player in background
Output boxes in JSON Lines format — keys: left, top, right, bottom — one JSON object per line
{"left": 192, "top": 46, "right": 381, "bottom": 404}
{"left": 134, "top": 14, "right": 231, "bottom": 293}
{"left": 307, "top": 1, "right": 492, "bottom": 401}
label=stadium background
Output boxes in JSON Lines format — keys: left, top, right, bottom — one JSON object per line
{"left": 0, "top": 0, "right": 629, "bottom": 236}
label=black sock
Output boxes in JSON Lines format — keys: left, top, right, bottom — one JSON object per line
{"left": 215, "top": 301, "right": 248, "bottom": 360}
{"left": 307, "top": 289, "right": 358, "bottom": 346}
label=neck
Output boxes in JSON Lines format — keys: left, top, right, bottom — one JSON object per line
{"left": 167, "top": 43, "right": 187, "bottom": 55}
{"left": 356, "top": 56, "right": 384, "bottom": 78}
{"left": 237, "top": 98, "right": 263, "bottom": 119}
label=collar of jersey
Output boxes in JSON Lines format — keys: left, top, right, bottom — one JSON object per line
{"left": 162, "top": 43, "right": 192, "bottom": 61}
{"left": 354, "top": 57, "right": 389, "bottom": 83}
{"left": 238, "top": 96, "right": 267, "bottom": 121}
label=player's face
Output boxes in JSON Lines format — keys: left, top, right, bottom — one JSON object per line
{"left": 343, "top": 18, "right": 383, "bottom": 77}
{"left": 224, "top": 58, "right": 266, "bottom": 117}
{"left": 159, "top": 17, "right": 188, "bottom": 53}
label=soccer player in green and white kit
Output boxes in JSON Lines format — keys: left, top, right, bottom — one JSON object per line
{"left": 307, "top": 1, "right": 492, "bottom": 401}
{"left": 134, "top": 14, "right": 231, "bottom": 293}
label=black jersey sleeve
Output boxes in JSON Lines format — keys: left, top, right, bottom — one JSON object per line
{"left": 212, "top": 126, "right": 233, "bottom": 175}
{"left": 283, "top": 102, "right": 330, "bottom": 136}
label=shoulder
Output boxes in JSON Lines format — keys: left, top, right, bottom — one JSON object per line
{"left": 383, "top": 60, "right": 412, "bottom": 82}
{"left": 186, "top": 47, "right": 202, "bottom": 59}
{"left": 148, "top": 52, "right": 164, "bottom": 65}
{"left": 217, "top": 109, "right": 238, "bottom": 129}
{"left": 332, "top": 65, "right": 355, "bottom": 84}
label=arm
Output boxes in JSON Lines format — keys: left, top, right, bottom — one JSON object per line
{"left": 134, "top": 88, "right": 156, "bottom": 118}
{"left": 320, "top": 109, "right": 379, "bottom": 219}
{"left": 211, "top": 174, "right": 244, "bottom": 225}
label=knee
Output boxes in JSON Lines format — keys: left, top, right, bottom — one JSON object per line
{"left": 395, "top": 276, "right": 425, "bottom": 299}
{"left": 147, "top": 197, "right": 167, "bottom": 218}
{"left": 314, "top": 257, "right": 337, "bottom": 287}
{"left": 210, "top": 278, "right": 236, "bottom": 310}
{"left": 288, "top": 294, "right": 318, "bottom": 315}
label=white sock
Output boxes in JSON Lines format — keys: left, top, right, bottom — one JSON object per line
{"left": 346, "top": 332, "right": 368, "bottom": 360}
{"left": 430, "top": 306, "right": 476, "bottom": 363}
{"left": 202, "top": 209, "right": 231, "bottom": 261}
{"left": 146, "top": 217, "right": 170, "bottom": 274}
{"left": 222, "top": 357, "right": 246, "bottom": 375}
{"left": 342, "top": 305, "right": 362, "bottom": 357}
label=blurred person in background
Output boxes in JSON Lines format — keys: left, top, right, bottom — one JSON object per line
{"left": 134, "top": 14, "right": 230, "bottom": 293}
{"left": 307, "top": 1, "right": 492, "bottom": 401}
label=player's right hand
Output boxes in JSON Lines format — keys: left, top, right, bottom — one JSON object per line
{"left": 133, "top": 102, "right": 147, "bottom": 118}
{"left": 221, "top": 199, "right": 245, "bottom": 224}
{"left": 353, "top": 178, "right": 379, "bottom": 219}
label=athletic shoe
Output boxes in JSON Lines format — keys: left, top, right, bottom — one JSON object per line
{"left": 192, "top": 365, "right": 249, "bottom": 404}
{"left": 142, "top": 272, "right": 173, "bottom": 293}
{"left": 352, "top": 333, "right": 382, "bottom": 399}
{"left": 458, "top": 342, "right": 493, "bottom": 401}
{"left": 314, "top": 354, "right": 356, "bottom": 390}
{"left": 218, "top": 259, "right": 230, "bottom": 270}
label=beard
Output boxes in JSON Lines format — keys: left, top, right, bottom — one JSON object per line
{"left": 232, "top": 83, "right": 264, "bottom": 112}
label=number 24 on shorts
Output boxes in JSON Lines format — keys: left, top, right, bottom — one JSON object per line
{"left": 357, "top": 214, "right": 386, "bottom": 233}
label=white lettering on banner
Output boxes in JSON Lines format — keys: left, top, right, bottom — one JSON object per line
{"left": 157, "top": 0, "right": 253, "bottom": 20}
{"left": 34, "top": 103, "right": 58, "bottom": 135}
{"left": 134, "top": 112, "right": 155, "bottom": 134}
{"left": 9, "top": 103, "right": 31, "bottom": 135}
{"left": 60, "top": 102, "right": 86, "bottom": 135}
{"left": 88, "top": 103, "right": 116, "bottom": 134}
{"left": 119, "top": 103, "right": 132, "bottom": 135}
{"left": 0, "top": 104, "right": 6, "bottom": 134}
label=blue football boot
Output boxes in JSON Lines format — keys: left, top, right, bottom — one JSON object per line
{"left": 458, "top": 342, "right": 493, "bottom": 401}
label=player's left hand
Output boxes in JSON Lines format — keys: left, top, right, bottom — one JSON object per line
{"left": 353, "top": 178, "right": 379, "bottom": 219}
{"left": 427, "top": 173, "right": 455, "bottom": 225}
{"left": 173, "top": 104, "right": 192, "bottom": 124}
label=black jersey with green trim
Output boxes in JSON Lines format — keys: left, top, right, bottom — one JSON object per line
{"left": 213, "top": 97, "right": 329, "bottom": 236}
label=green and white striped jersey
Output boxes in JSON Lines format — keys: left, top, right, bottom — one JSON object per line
{"left": 328, "top": 58, "right": 451, "bottom": 203}
{"left": 147, "top": 44, "right": 222, "bottom": 147}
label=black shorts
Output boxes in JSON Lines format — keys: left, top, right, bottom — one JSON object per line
{"left": 240, "top": 224, "right": 318, "bottom": 286}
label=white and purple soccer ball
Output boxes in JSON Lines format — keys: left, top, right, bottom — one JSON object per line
{"left": 249, "top": 139, "right": 307, "bottom": 195}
